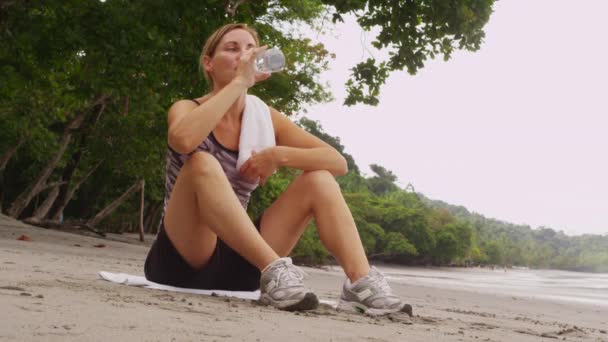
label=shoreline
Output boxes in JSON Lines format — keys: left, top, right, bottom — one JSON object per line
{"left": 1, "top": 214, "right": 607, "bottom": 341}
{"left": 14, "top": 215, "right": 608, "bottom": 276}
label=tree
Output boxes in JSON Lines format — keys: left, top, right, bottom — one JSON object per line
{"left": 1, "top": 0, "right": 333, "bottom": 227}
{"left": 321, "top": 0, "right": 496, "bottom": 105}
{"left": 383, "top": 232, "right": 418, "bottom": 257}
{"left": 483, "top": 241, "right": 503, "bottom": 265}
{"left": 433, "top": 229, "right": 459, "bottom": 264}
{"left": 367, "top": 164, "right": 398, "bottom": 195}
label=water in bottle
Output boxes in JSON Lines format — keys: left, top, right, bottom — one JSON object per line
{"left": 255, "top": 47, "right": 285, "bottom": 73}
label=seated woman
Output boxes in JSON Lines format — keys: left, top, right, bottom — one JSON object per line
{"left": 144, "top": 23, "right": 404, "bottom": 315}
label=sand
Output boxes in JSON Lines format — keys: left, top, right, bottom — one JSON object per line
{"left": 1, "top": 213, "right": 607, "bottom": 341}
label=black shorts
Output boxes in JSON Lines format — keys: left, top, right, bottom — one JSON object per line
{"left": 144, "top": 216, "right": 263, "bottom": 291}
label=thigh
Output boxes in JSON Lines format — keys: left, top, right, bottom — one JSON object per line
{"left": 259, "top": 172, "right": 317, "bottom": 257}
{"left": 163, "top": 152, "right": 218, "bottom": 269}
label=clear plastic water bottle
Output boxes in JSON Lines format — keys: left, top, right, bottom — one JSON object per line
{"left": 255, "top": 47, "right": 285, "bottom": 73}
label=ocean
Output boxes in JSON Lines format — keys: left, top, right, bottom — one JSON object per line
{"left": 375, "top": 265, "right": 608, "bottom": 306}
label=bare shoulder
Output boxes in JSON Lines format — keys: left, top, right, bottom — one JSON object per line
{"left": 167, "top": 100, "right": 196, "bottom": 125}
{"left": 268, "top": 106, "right": 291, "bottom": 132}
{"left": 169, "top": 95, "right": 212, "bottom": 113}
{"left": 167, "top": 95, "right": 212, "bottom": 125}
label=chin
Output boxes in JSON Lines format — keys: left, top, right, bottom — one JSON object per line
{"left": 217, "top": 73, "right": 236, "bottom": 84}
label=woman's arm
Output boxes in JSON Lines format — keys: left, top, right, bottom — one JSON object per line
{"left": 167, "top": 46, "right": 270, "bottom": 154}
{"left": 239, "top": 108, "right": 347, "bottom": 184}
{"left": 271, "top": 115, "right": 348, "bottom": 176}
{"left": 167, "top": 79, "right": 248, "bottom": 154}
{"left": 273, "top": 145, "right": 347, "bottom": 176}
{"left": 271, "top": 108, "right": 347, "bottom": 175}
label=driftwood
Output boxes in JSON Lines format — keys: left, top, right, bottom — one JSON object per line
{"left": 22, "top": 218, "right": 106, "bottom": 237}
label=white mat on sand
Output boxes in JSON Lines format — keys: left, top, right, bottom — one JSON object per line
{"left": 98, "top": 271, "right": 261, "bottom": 300}
{"left": 98, "top": 271, "right": 335, "bottom": 306}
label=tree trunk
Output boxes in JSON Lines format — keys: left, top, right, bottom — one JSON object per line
{"left": 28, "top": 185, "right": 60, "bottom": 221}
{"left": 48, "top": 101, "right": 106, "bottom": 220}
{"left": 0, "top": 135, "right": 28, "bottom": 213}
{"left": 143, "top": 201, "right": 163, "bottom": 233}
{"left": 0, "top": 134, "right": 27, "bottom": 171}
{"left": 139, "top": 180, "right": 145, "bottom": 242}
{"left": 46, "top": 144, "right": 84, "bottom": 220}
{"left": 6, "top": 95, "right": 108, "bottom": 219}
{"left": 6, "top": 112, "right": 87, "bottom": 219}
{"left": 87, "top": 179, "right": 144, "bottom": 227}
{"left": 49, "top": 160, "right": 103, "bottom": 221}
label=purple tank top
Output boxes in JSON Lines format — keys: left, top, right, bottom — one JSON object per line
{"left": 163, "top": 100, "right": 258, "bottom": 214}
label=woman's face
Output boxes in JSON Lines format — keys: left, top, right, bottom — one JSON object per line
{"left": 205, "top": 29, "right": 257, "bottom": 87}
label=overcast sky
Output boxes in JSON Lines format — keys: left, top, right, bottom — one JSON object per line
{"left": 302, "top": 0, "right": 607, "bottom": 235}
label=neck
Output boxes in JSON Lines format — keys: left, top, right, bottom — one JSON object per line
{"left": 210, "top": 82, "right": 247, "bottom": 124}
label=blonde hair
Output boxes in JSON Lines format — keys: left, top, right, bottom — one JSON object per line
{"left": 200, "top": 23, "right": 260, "bottom": 84}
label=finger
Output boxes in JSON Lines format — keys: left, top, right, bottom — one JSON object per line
{"left": 240, "top": 167, "right": 255, "bottom": 182}
{"left": 239, "top": 159, "right": 251, "bottom": 174}
{"left": 240, "top": 152, "right": 257, "bottom": 173}
{"left": 246, "top": 175, "right": 257, "bottom": 184}
{"left": 240, "top": 48, "right": 257, "bottom": 64}
{"left": 254, "top": 45, "right": 268, "bottom": 57}
{"left": 259, "top": 176, "right": 267, "bottom": 186}
{"left": 255, "top": 72, "right": 271, "bottom": 82}
{"left": 242, "top": 164, "right": 259, "bottom": 182}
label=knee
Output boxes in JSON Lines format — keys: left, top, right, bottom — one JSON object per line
{"left": 300, "top": 170, "right": 340, "bottom": 197}
{"left": 184, "top": 152, "right": 223, "bottom": 178}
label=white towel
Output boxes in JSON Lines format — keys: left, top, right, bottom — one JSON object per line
{"left": 236, "top": 95, "right": 276, "bottom": 171}
{"left": 97, "top": 271, "right": 336, "bottom": 307}
{"left": 98, "top": 271, "right": 261, "bottom": 300}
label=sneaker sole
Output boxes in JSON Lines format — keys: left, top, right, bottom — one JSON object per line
{"left": 337, "top": 299, "right": 403, "bottom": 317}
{"left": 259, "top": 292, "right": 319, "bottom": 311}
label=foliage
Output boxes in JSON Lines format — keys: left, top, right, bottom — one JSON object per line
{"left": 291, "top": 224, "right": 331, "bottom": 265}
{"left": 321, "top": 0, "right": 496, "bottom": 105}
{"left": 0, "top": 0, "right": 333, "bottom": 221}
{"left": 423, "top": 196, "right": 608, "bottom": 272}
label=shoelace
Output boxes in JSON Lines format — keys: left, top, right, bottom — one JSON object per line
{"left": 276, "top": 264, "right": 307, "bottom": 287}
{"left": 369, "top": 271, "right": 393, "bottom": 295}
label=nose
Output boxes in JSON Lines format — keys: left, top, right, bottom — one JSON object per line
{"left": 236, "top": 50, "right": 245, "bottom": 61}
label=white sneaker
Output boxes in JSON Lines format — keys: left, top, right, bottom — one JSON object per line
{"left": 259, "top": 257, "right": 319, "bottom": 311}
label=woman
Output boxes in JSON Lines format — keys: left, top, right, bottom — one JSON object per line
{"left": 144, "top": 23, "right": 404, "bottom": 315}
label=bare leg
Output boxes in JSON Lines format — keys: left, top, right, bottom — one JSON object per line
{"left": 260, "top": 170, "right": 370, "bottom": 282}
{"left": 164, "top": 152, "right": 278, "bottom": 271}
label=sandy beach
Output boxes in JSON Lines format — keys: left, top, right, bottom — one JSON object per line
{"left": 1, "top": 213, "right": 607, "bottom": 342}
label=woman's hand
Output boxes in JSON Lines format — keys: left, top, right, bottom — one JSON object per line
{"left": 239, "top": 148, "right": 278, "bottom": 186}
{"left": 233, "top": 46, "right": 271, "bottom": 88}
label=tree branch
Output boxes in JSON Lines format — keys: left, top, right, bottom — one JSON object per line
{"left": 0, "top": 134, "right": 28, "bottom": 171}
{"left": 50, "top": 159, "right": 104, "bottom": 221}
{"left": 225, "top": 0, "right": 248, "bottom": 16}
{"left": 87, "top": 179, "right": 144, "bottom": 227}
